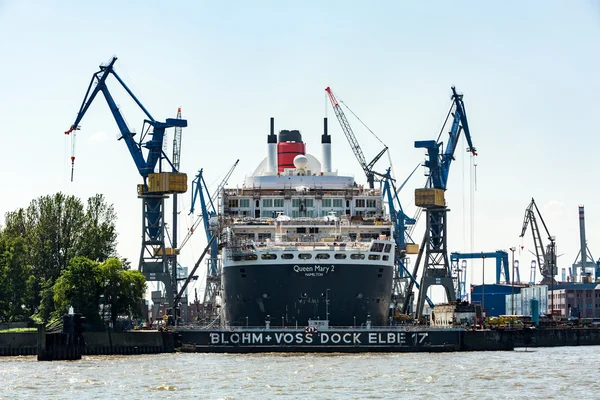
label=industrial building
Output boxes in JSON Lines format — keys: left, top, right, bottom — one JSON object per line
{"left": 548, "top": 283, "right": 600, "bottom": 318}
{"left": 505, "top": 285, "right": 548, "bottom": 316}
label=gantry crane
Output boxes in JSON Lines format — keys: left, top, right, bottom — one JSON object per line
{"left": 187, "top": 160, "right": 239, "bottom": 320}
{"left": 325, "top": 87, "right": 387, "bottom": 189}
{"left": 65, "top": 56, "right": 187, "bottom": 307}
{"left": 403, "top": 87, "right": 477, "bottom": 318}
{"left": 520, "top": 198, "right": 557, "bottom": 284}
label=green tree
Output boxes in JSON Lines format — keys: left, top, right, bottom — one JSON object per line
{"left": 53, "top": 257, "right": 103, "bottom": 324}
{"left": 2, "top": 193, "right": 118, "bottom": 321}
{"left": 52, "top": 257, "right": 146, "bottom": 326}
{"left": 0, "top": 234, "right": 34, "bottom": 322}
{"left": 100, "top": 258, "right": 146, "bottom": 327}
{"left": 78, "top": 194, "right": 117, "bottom": 262}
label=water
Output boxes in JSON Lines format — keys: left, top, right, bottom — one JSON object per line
{"left": 1, "top": 347, "right": 598, "bottom": 399}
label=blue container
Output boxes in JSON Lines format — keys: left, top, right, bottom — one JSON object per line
{"left": 531, "top": 298, "right": 539, "bottom": 325}
{"left": 471, "top": 284, "right": 518, "bottom": 317}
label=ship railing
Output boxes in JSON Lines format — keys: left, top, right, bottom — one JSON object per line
{"left": 179, "top": 324, "right": 463, "bottom": 331}
{"left": 228, "top": 216, "right": 392, "bottom": 226}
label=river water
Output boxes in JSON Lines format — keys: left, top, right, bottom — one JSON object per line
{"left": 1, "top": 346, "right": 598, "bottom": 399}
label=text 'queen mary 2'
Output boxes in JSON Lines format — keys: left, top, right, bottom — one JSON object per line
{"left": 220, "top": 118, "right": 395, "bottom": 328}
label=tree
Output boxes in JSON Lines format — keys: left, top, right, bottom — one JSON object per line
{"left": 78, "top": 194, "right": 118, "bottom": 262}
{"left": 52, "top": 257, "right": 146, "bottom": 326}
{"left": 0, "top": 234, "right": 34, "bottom": 322}
{"left": 2, "top": 192, "right": 119, "bottom": 322}
{"left": 53, "top": 257, "right": 103, "bottom": 324}
{"left": 99, "top": 258, "right": 146, "bottom": 327}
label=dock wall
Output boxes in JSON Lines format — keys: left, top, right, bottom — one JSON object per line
{"left": 0, "top": 330, "right": 174, "bottom": 357}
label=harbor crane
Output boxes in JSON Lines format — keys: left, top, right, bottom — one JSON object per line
{"left": 380, "top": 168, "right": 434, "bottom": 311}
{"left": 520, "top": 198, "right": 557, "bottom": 284}
{"left": 65, "top": 56, "right": 187, "bottom": 307}
{"left": 403, "top": 87, "right": 477, "bottom": 318}
{"left": 187, "top": 160, "right": 239, "bottom": 320}
{"left": 325, "top": 87, "right": 388, "bottom": 189}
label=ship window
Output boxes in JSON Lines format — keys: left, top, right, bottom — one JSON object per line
{"left": 351, "top": 254, "right": 365, "bottom": 260}
{"left": 240, "top": 199, "right": 250, "bottom": 208}
{"left": 296, "top": 227, "right": 306, "bottom": 233}
{"left": 305, "top": 199, "right": 314, "bottom": 207}
{"left": 368, "top": 254, "right": 380, "bottom": 260}
{"left": 262, "top": 199, "right": 273, "bottom": 207}
{"left": 228, "top": 199, "right": 239, "bottom": 208}
{"left": 366, "top": 199, "right": 377, "bottom": 208}
{"left": 334, "top": 253, "right": 347, "bottom": 259}
{"left": 370, "top": 242, "right": 385, "bottom": 252}
{"left": 258, "top": 233, "right": 272, "bottom": 240}
{"left": 383, "top": 255, "right": 389, "bottom": 261}
{"left": 261, "top": 254, "right": 277, "bottom": 260}
{"left": 244, "top": 254, "right": 257, "bottom": 261}
{"left": 322, "top": 199, "right": 332, "bottom": 207}
{"left": 355, "top": 199, "right": 366, "bottom": 207}
{"left": 273, "top": 198, "right": 284, "bottom": 208}
{"left": 384, "top": 244, "right": 392, "bottom": 253}
{"left": 299, "top": 253, "right": 312, "bottom": 260}
{"left": 316, "top": 253, "right": 330, "bottom": 260}
{"left": 281, "top": 254, "right": 294, "bottom": 259}
{"left": 292, "top": 199, "right": 300, "bottom": 207}
{"left": 333, "top": 199, "right": 343, "bottom": 208}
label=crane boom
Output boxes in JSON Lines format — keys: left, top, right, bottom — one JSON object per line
{"left": 325, "top": 86, "right": 387, "bottom": 189}
{"left": 180, "top": 159, "right": 239, "bottom": 250}
{"left": 65, "top": 56, "right": 187, "bottom": 178}
{"left": 173, "top": 107, "right": 183, "bottom": 171}
{"left": 415, "top": 86, "right": 477, "bottom": 190}
{"left": 519, "top": 198, "right": 556, "bottom": 283}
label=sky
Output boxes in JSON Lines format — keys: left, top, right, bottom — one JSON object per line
{"left": 1, "top": 1, "right": 599, "bottom": 302}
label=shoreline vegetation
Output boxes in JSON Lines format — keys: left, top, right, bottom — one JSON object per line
{"left": 0, "top": 192, "right": 146, "bottom": 328}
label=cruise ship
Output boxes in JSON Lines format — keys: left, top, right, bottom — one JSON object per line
{"left": 220, "top": 118, "right": 395, "bottom": 327}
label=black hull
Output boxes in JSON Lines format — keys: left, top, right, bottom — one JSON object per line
{"left": 222, "top": 262, "right": 393, "bottom": 327}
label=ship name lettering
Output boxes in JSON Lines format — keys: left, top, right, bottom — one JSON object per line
{"left": 293, "top": 265, "right": 313, "bottom": 273}
{"left": 252, "top": 333, "right": 263, "bottom": 344}
{"left": 353, "top": 333, "right": 362, "bottom": 344}
{"left": 314, "top": 265, "right": 330, "bottom": 273}
{"left": 242, "top": 333, "right": 252, "bottom": 344}
{"left": 305, "top": 333, "right": 313, "bottom": 344}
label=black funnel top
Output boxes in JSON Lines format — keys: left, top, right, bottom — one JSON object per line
{"left": 278, "top": 129, "right": 302, "bottom": 143}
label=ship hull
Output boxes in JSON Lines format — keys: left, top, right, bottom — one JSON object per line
{"left": 222, "top": 262, "right": 394, "bottom": 327}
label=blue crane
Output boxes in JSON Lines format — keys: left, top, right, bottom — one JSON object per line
{"left": 414, "top": 87, "right": 477, "bottom": 190}
{"left": 66, "top": 57, "right": 187, "bottom": 179}
{"left": 188, "top": 160, "right": 239, "bottom": 317}
{"left": 380, "top": 168, "right": 434, "bottom": 310}
{"left": 404, "top": 87, "right": 478, "bottom": 317}
{"left": 450, "top": 251, "right": 510, "bottom": 300}
{"left": 65, "top": 56, "right": 187, "bottom": 306}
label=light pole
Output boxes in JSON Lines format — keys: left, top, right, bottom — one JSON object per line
{"left": 510, "top": 247, "right": 516, "bottom": 315}
{"left": 461, "top": 260, "right": 467, "bottom": 301}
{"left": 326, "top": 289, "right": 330, "bottom": 322}
{"left": 482, "top": 254, "right": 486, "bottom": 318}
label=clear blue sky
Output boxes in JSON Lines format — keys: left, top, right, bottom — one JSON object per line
{"left": 1, "top": 1, "right": 599, "bottom": 297}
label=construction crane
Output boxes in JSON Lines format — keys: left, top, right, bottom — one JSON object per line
{"left": 65, "top": 56, "right": 187, "bottom": 307}
{"left": 519, "top": 198, "right": 557, "bottom": 284}
{"left": 325, "top": 87, "right": 387, "bottom": 189}
{"left": 403, "top": 87, "right": 477, "bottom": 318}
{"left": 186, "top": 159, "right": 239, "bottom": 319}
{"left": 380, "top": 167, "right": 434, "bottom": 311}
{"left": 180, "top": 159, "right": 239, "bottom": 250}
